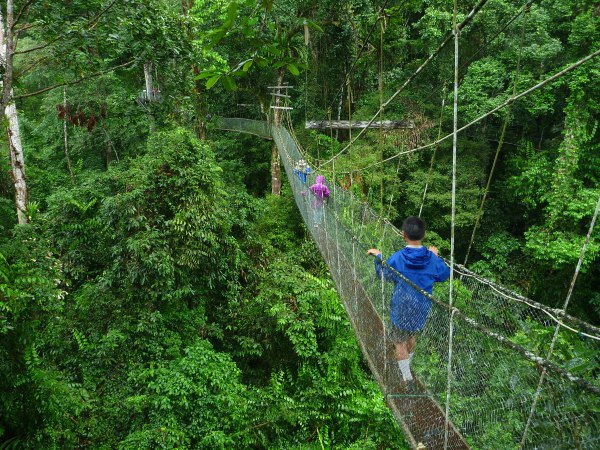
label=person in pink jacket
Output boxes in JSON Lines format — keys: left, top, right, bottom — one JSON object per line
{"left": 309, "top": 175, "right": 330, "bottom": 227}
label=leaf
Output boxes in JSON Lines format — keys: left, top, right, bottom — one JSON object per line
{"left": 221, "top": 76, "right": 237, "bottom": 91}
{"left": 261, "top": 0, "right": 274, "bottom": 12}
{"left": 287, "top": 63, "right": 300, "bottom": 76}
{"left": 254, "top": 56, "right": 268, "bottom": 68}
{"left": 195, "top": 71, "right": 216, "bottom": 80}
{"left": 226, "top": 2, "right": 239, "bottom": 23}
{"left": 208, "top": 29, "right": 226, "bottom": 47}
{"left": 242, "top": 60, "right": 253, "bottom": 72}
{"left": 305, "top": 20, "right": 324, "bottom": 33}
{"left": 206, "top": 75, "right": 221, "bottom": 89}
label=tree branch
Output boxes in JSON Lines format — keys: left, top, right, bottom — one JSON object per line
{"left": 14, "top": 22, "right": 37, "bottom": 35}
{"left": 13, "top": 0, "right": 36, "bottom": 28}
{"left": 13, "top": 39, "right": 55, "bottom": 55}
{"left": 13, "top": 0, "right": 118, "bottom": 55}
{"left": 88, "top": 0, "right": 118, "bottom": 30}
{"left": 14, "top": 59, "right": 136, "bottom": 100}
{"left": 14, "top": 54, "right": 50, "bottom": 78}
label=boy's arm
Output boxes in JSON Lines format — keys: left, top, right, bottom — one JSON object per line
{"left": 435, "top": 257, "right": 451, "bottom": 282}
{"left": 427, "top": 246, "right": 450, "bottom": 282}
{"left": 367, "top": 249, "right": 400, "bottom": 283}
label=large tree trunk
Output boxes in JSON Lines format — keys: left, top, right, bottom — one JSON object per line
{"left": 270, "top": 68, "right": 285, "bottom": 196}
{"left": 1, "top": 3, "right": 28, "bottom": 224}
{"left": 6, "top": 99, "right": 27, "bottom": 224}
{"left": 143, "top": 61, "right": 155, "bottom": 101}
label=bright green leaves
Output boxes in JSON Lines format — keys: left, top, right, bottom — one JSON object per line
{"left": 0, "top": 252, "right": 15, "bottom": 334}
{"left": 221, "top": 75, "right": 237, "bottom": 91}
{"left": 287, "top": 62, "right": 300, "bottom": 76}
{"left": 242, "top": 59, "right": 253, "bottom": 72}
{"left": 123, "top": 340, "right": 250, "bottom": 448}
{"left": 223, "top": 1, "right": 240, "bottom": 30}
{"left": 205, "top": 74, "right": 221, "bottom": 89}
{"left": 101, "top": 128, "right": 238, "bottom": 299}
{"left": 524, "top": 226, "right": 600, "bottom": 270}
{"left": 197, "top": 0, "right": 314, "bottom": 91}
{"left": 505, "top": 140, "right": 553, "bottom": 210}
{"left": 460, "top": 57, "right": 508, "bottom": 122}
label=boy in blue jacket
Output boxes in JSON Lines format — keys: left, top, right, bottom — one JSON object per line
{"left": 367, "top": 216, "right": 450, "bottom": 382}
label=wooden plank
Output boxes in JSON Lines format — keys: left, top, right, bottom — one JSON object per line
{"left": 306, "top": 120, "right": 415, "bottom": 130}
{"left": 270, "top": 106, "right": 293, "bottom": 110}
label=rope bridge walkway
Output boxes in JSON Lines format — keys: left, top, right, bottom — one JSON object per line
{"left": 216, "top": 117, "right": 599, "bottom": 449}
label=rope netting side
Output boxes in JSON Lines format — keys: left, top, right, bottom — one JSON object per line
{"left": 218, "top": 118, "right": 600, "bottom": 449}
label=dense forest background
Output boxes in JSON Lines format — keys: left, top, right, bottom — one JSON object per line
{"left": 0, "top": 0, "right": 598, "bottom": 448}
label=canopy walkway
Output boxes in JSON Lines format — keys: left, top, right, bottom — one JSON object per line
{"left": 217, "top": 117, "right": 600, "bottom": 449}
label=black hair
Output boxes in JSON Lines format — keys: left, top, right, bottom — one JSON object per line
{"left": 402, "top": 216, "right": 426, "bottom": 240}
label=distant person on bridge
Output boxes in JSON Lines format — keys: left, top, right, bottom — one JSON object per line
{"left": 367, "top": 216, "right": 450, "bottom": 382}
{"left": 293, "top": 159, "right": 311, "bottom": 196}
{"left": 309, "top": 175, "right": 330, "bottom": 227}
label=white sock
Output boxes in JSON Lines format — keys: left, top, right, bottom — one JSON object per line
{"left": 398, "top": 359, "right": 413, "bottom": 381}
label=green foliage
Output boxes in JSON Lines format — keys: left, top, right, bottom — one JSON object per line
{"left": 121, "top": 340, "right": 251, "bottom": 449}
{"left": 2, "top": 0, "right": 599, "bottom": 447}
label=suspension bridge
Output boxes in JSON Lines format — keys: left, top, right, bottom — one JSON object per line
{"left": 216, "top": 115, "right": 599, "bottom": 449}
{"left": 214, "top": 0, "right": 599, "bottom": 447}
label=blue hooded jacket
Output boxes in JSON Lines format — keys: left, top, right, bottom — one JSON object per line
{"left": 375, "top": 246, "right": 450, "bottom": 332}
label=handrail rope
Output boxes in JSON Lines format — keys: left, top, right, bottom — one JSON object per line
{"left": 379, "top": 16, "right": 385, "bottom": 219}
{"left": 444, "top": 1, "right": 460, "bottom": 445}
{"left": 371, "top": 17, "right": 387, "bottom": 243}
{"left": 458, "top": 1, "right": 532, "bottom": 75}
{"left": 462, "top": 6, "right": 530, "bottom": 268}
{"left": 224, "top": 118, "right": 600, "bottom": 339}
{"left": 520, "top": 194, "right": 600, "bottom": 445}
{"left": 326, "top": 196, "right": 600, "bottom": 396}
{"left": 454, "top": 269, "right": 600, "bottom": 340}
{"left": 381, "top": 154, "right": 402, "bottom": 226}
{"left": 333, "top": 48, "right": 600, "bottom": 175}
{"left": 318, "top": 0, "right": 491, "bottom": 170}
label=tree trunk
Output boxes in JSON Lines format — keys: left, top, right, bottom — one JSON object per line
{"left": 1, "top": 3, "right": 28, "bottom": 224}
{"left": 143, "top": 61, "right": 154, "bottom": 101}
{"left": 181, "top": 0, "right": 193, "bottom": 15}
{"left": 63, "top": 87, "right": 75, "bottom": 183}
{"left": 6, "top": 99, "right": 27, "bottom": 224}
{"left": 192, "top": 65, "right": 207, "bottom": 140}
{"left": 143, "top": 61, "right": 156, "bottom": 131}
{"left": 270, "top": 68, "right": 285, "bottom": 196}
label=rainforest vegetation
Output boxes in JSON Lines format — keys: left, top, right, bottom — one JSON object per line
{"left": 0, "top": 0, "right": 598, "bottom": 448}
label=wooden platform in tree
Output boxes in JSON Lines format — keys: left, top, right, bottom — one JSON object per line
{"left": 305, "top": 120, "right": 414, "bottom": 130}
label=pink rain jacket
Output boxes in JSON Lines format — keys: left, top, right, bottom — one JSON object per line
{"left": 310, "top": 175, "right": 330, "bottom": 208}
